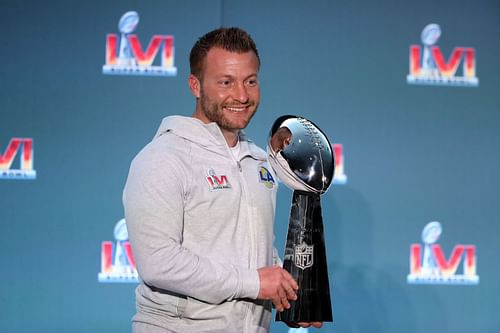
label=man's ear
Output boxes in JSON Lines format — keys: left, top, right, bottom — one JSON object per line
{"left": 188, "top": 74, "right": 201, "bottom": 98}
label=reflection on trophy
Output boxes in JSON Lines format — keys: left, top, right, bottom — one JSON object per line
{"left": 268, "top": 115, "right": 334, "bottom": 323}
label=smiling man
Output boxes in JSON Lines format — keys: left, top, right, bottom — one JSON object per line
{"left": 123, "top": 28, "right": 307, "bottom": 333}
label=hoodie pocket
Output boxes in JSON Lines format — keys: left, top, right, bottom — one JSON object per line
{"left": 136, "top": 284, "right": 187, "bottom": 319}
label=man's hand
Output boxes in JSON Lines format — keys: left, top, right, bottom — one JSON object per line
{"left": 257, "top": 266, "right": 298, "bottom": 312}
{"left": 286, "top": 321, "right": 323, "bottom": 329}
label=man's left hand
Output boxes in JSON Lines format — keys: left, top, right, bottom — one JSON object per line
{"left": 286, "top": 321, "right": 323, "bottom": 329}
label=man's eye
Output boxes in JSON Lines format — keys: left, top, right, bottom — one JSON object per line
{"left": 246, "top": 79, "right": 258, "bottom": 86}
{"left": 219, "top": 80, "right": 231, "bottom": 86}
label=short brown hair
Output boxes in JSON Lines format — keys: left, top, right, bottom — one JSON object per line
{"left": 189, "top": 27, "right": 260, "bottom": 79}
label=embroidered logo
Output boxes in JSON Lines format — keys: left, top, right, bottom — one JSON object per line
{"left": 206, "top": 169, "right": 232, "bottom": 191}
{"left": 258, "top": 166, "right": 275, "bottom": 189}
{"left": 295, "top": 242, "right": 314, "bottom": 270}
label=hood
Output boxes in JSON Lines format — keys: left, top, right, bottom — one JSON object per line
{"left": 154, "top": 116, "right": 267, "bottom": 161}
{"left": 154, "top": 116, "right": 224, "bottom": 147}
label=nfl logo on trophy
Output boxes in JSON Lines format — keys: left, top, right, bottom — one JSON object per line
{"left": 295, "top": 243, "right": 314, "bottom": 270}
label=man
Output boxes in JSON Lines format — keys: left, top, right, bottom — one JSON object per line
{"left": 123, "top": 27, "right": 321, "bottom": 332}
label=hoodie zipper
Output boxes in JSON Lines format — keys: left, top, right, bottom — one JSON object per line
{"left": 226, "top": 146, "right": 257, "bottom": 332}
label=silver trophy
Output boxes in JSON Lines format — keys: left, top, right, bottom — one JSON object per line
{"left": 268, "top": 115, "right": 334, "bottom": 324}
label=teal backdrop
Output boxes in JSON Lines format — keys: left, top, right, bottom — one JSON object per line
{"left": 1, "top": 0, "right": 499, "bottom": 332}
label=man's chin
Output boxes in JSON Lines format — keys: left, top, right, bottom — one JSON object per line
{"left": 222, "top": 116, "right": 252, "bottom": 129}
{"left": 220, "top": 124, "right": 247, "bottom": 132}
{"left": 219, "top": 120, "right": 250, "bottom": 131}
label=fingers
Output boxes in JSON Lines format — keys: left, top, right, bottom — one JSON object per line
{"left": 287, "top": 322, "right": 324, "bottom": 329}
{"left": 278, "top": 268, "right": 298, "bottom": 311}
{"left": 281, "top": 280, "right": 298, "bottom": 301}
{"left": 257, "top": 266, "right": 299, "bottom": 312}
{"left": 271, "top": 297, "right": 282, "bottom": 311}
{"left": 280, "top": 269, "right": 298, "bottom": 301}
{"left": 285, "top": 321, "right": 300, "bottom": 328}
{"left": 297, "top": 322, "right": 323, "bottom": 328}
{"left": 281, "top": 268, "right": 299, "bottom": 290}
{"left": 279, "top": 268, "right": 298, "bottom": 309}
{"left": 276, "top": 287, "right": 290, "bottom": 311}
{"left": 272, "top": 297, "right": 286, "bottom": 312}
{"left": 273, "top": 286, "right": 292, "bottom": 311}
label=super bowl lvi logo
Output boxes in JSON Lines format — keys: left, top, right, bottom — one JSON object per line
{"left": 98, "top": 219, "right": 138, "bottom": 283}
{"left": 407, "top": 23, "right": 478, "bottom": 87}
{"left": 103, "top": 11, "right": 177, "bottom": 76}
{"left": 407, "top": 221, "right": 479, "bottom": 285}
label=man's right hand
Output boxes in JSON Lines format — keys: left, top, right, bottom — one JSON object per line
{"left": 257, "top": 266, "right": 298, "bottom": 312}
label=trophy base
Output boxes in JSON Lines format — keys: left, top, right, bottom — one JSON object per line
{"left": 275, "top": 190, "right": 333, "bottom": 323}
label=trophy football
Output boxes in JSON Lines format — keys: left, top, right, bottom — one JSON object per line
{"left": 267, "top": 115, "right": 334, "bottom": 324}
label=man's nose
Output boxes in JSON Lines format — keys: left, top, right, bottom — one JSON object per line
{"left": 232, "top": 82, "right": 249, "bottom": 103}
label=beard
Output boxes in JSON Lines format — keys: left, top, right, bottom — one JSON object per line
{"left": 199, "top": 88, "right": 258, "bottom": 131}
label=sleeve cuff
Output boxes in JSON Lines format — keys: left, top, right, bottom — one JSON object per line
{"left": 236, "top": 267, "right": 260, "bottom": 299}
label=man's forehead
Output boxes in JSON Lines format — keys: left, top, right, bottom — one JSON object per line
{"left": 201, "top": 47, "right": 259, "bottom": 75}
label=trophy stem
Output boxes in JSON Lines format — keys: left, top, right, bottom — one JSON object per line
{"left": 276, "top": 190, "right": 333, "bottom": 323}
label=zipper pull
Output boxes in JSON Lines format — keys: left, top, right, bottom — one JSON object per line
{"left": 237, "top": 161, "right": 242, "bottom": 172}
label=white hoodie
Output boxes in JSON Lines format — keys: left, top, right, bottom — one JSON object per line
{"left": 123, "top": 116, "right": 279, "bottom": 332}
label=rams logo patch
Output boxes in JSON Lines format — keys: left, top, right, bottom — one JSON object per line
{"left": 258, "top": 166, "right": 275, "bottom": 189}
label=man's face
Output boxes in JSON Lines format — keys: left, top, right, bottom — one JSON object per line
{"left": 193, "top": 47, "right": 260, "bottom": 132}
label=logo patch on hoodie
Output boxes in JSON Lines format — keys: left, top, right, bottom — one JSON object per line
{"left": 206, "top": 169, "right": 232, "bottom": 191}
{"left": 258, "top": 166, "right": 275, "bottom": 189}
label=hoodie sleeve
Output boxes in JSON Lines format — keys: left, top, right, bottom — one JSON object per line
{"left": 123, "top": 143, "right": 260, "bottom": 304}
